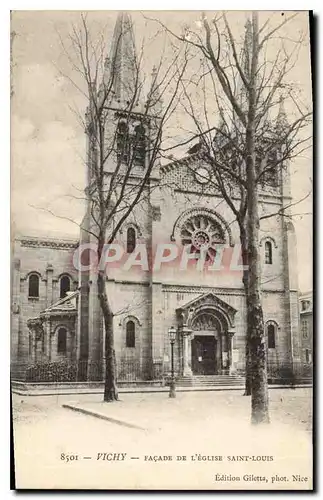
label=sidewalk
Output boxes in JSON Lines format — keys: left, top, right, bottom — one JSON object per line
{"left": 61, "top": 387, "right": 312, "bottom": 434}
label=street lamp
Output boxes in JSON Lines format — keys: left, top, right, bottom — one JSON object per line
{"left": 168, "top": 326, "right": 177, "bottom": 398}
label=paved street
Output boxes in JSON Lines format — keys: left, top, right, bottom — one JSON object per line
{"left": 12, "top": 388, "right": 312, "bottom": 490}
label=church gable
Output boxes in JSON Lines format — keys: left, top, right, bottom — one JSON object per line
{"left": 42, "top": 290, "right": 78, "bottom": 317}
{"left": 160, "top": 153, "right": 220, "bottom": 196}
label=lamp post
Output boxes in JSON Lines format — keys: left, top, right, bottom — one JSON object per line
{"left": 168, "top": 326, "right": 177, "bottom": 398}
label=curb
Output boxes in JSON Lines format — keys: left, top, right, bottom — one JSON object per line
{"left": 14, "top": 385, "right": 245, "bottom": 396}
{"left": 62, "top": 404, "right": 146, "bottom": 431}
{"left": 12, "top": 384, "right": 311, "bottom": 397}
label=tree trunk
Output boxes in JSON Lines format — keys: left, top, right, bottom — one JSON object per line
{"left": 246, "top": 12, "right": 269, "bottom": 424}
{"left": 247, "top": 223, "right": 269, "bottom": 423}
{"left": 244, "top": 342, "right": 252, "bottom": 396}
{"left": 246, "top": 166, "right": 269, "bottom": 423}
{"left": 97, "top": 268, "right": 119, "bottom": 402}
{"left": 239, "top": 222, "right": 252, "bottom": 396}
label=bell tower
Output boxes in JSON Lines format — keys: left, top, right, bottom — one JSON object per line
{"left": 80, "top": 12, "right": 161, "bottom": 380}
{"left": 93, "top": 12, "right": 161, "bottom": 178}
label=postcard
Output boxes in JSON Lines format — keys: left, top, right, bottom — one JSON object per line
{"left": 11, "top": 10, "right": 313, "bottom": 490}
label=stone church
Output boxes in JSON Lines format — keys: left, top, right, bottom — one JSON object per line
{"left": 11, "top": 13, "right": 303, "bottom": 386}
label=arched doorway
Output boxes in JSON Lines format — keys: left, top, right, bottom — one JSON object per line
{"left": 176, "top": 292, "right": 237, "bottom": 377}
{"left": 190, "top": 311, "right": 223, "bottom": 375}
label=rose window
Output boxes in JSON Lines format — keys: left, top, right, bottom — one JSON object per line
{"left": 180, "top": 214, "right": 225, "bottom": 261}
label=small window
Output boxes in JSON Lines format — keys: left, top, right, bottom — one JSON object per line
{"left": 133, "top": 125, "right": 145, "bottom": 166}
{"left": 60, "top": 275, "right": 71, "bottom": 298}
{"left": 126, "top": 321, "right": 135, "bottom": 348}
{"left": 267, "top": 324, "right": 275, "bottom": 349}
{"left": 126, "top": 227, "right": 136, "bottom": 253}
{"left": 265, "top": 241, "right": 273, "bottom": 264}
{"left": 57, "top": 327, "right": 67, "bottom": 354}
{"left": 28, "top": 274, "right": 39, "bottom": 298}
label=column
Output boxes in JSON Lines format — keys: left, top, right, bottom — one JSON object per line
{"left": 46, "top": 264, "right": 54, "bottom": 307}
{"left": 182, "top": 326, "right": 192, "bottom": 377}
{"left": 227, "top": 331, "right": 235, "bottom": 374}
{"left": 43, "top": 318, "right": 51, "bottom": 361}
{"left": 220, "top": 332, "right": 229, "bottom": 374}
{"left": 220, "top": 332, "right": 224, "bottom": 374}
{"left": 150, "top": 282, "right": 164, "bottom": 379}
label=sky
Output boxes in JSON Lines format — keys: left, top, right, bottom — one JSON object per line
{"left": 11, "top": 10, "right": 313, "bottom": 292}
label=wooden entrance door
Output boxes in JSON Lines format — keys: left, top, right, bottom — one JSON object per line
{"left": 191, "top": 335, "right": 217, "bottom": 375}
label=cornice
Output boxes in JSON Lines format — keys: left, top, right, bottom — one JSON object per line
{"left": 162, "top": 284, "right": 286, "bottom": 295}
{"left": 41, "top": 311, "right": 77, "bottom": 319}
{"left": 162, "top": 284, "right": 244, "bottom": 295}
{"left": 106, "top": 278, "right": 150, "bottom": 286}
{"left": 19, "top": 237, "right": 78, "bottom": 250}
{"left": 160, "top": 151, "right": 202, "bottom": 175}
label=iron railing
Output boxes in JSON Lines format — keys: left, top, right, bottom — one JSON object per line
{"left": 11, "top": 358, "right": 147, "bottom": 383}
{"left": 11, "top": 359, "right": 313, "bottom": 384}
{"left": 267, "top": 360, "right": 312, "bottom": 384}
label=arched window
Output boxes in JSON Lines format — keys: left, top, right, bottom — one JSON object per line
{"left": 60, "top": 275, "right": 71, "bottom": 299}
{"left": 265, "top": 241, "right": 273, "bottom": 264}
{"left": 126, "top": 227, "right": 136, "bottom": 253}
{"left": 126, "top": 321, "right": 135, "bottom": 348}
{"left": 28, "top": 274, "right": 39, "bottom": 298}
{"left": 267, "top": 324, "right": 276, "bottom": 349}
{"left": 57, "top": 327, "right": 67, "bottom": 354}
{"left": 133, "top": 125, "right": 145, "bottom": 166}
{"left": 117, "top": 122, "right": 129, "bottom": 163}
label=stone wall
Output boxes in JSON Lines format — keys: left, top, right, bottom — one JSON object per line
{"left": 11, "top": 236, "right": 78, "bottom": 368}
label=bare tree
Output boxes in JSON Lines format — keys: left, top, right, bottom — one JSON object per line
{"left": 58, "top": 13, "right": 188, "bottom": 401}
{"left": 148, "top": 11, "right": 311, "bottom": 423}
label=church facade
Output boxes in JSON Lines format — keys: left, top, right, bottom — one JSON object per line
{"left": 11, "top": 13, "right": 303, "bottom": 385}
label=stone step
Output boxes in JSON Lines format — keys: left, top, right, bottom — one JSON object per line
{"left": 184, "top": 377, "right": 244, "bottom": 382}
{"left": 177, "top": 375, "right": 244, "bottom": 380}
{"left": 189, "top": 376, "right": 243, "bottom": 378}
{"left": 174, "top": 375, "right": 245, "bottom": 387}
{"left": 177, "top": 382, "right": 245, "bottom": 386}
